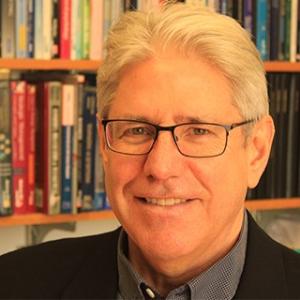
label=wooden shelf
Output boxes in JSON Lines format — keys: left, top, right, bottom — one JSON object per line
{"left": 0, "top": 59, "right": 101, "bottom": 71}
{"left": 264, "top": 61, "right": 300, "bottom": 72}
{"left": 0, "top": 210, "right": 115, "bottom": 227}
{"left": 0, "top": 198, "right": 300, "bottom": 228}
{"left": 0, "top": 59, "right": 300, "bottom": 72}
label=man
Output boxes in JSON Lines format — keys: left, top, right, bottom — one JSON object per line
{"left": 1, "top": 3, "right": 300, "bottom": 299}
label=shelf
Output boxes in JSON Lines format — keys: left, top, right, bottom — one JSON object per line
{"left": 0, "top": 210, "right": 115, "bottom": 227}
{"left": 0, "top": 59, "right": 300, "bottom": 72}
{"left": 0, "top": 198, "right": 300, "bottom": 227}
{"left": 0, "top": 59, "right": 101, "bottom": 71}
{"left": 264, "top": 61, "right": 300, "bottom": 72}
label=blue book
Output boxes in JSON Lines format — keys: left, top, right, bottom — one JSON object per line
{"left": 80, "top": 86, "right": 97, "bottom": 211}
{"left": 61, "top": 84, "right": 75, "bottom": 213}
{"left": 93, "top": 138, "right": 106, "bottom": 210}
{"left": 256, "top": 0, "right": 269, "bottom": 61}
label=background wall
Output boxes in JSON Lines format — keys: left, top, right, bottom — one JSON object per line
{"left": 0, "top": 218, "right": 120, "bottom": 256}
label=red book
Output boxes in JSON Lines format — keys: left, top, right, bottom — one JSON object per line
{"left": 11, "top": 81, "right": 27, "bottom": 214}
{"left": 25, "top": 84, "right": 36, "bottom": 213}
{"left": 59, "top": 0, "right": 72, "bottom": 59}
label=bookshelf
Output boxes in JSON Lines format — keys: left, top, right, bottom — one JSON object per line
{"left": 0, "top": 59, "right": 300, "bottom": 227}
{"left": 1, "top": 59, "right": 300, "bottom": 72}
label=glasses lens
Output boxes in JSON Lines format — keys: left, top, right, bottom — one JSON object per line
{"left": 106, "top": 121, "right": 156, "bottom": 154}
{"left": 175, "top": 123, "right": 227, "bottom": 157}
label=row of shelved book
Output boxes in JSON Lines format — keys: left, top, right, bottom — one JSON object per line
{"left": 0, "top": 0, "right": 299, "bottom": 62}
{"left": 184, "top": 0, "right": 300, "bottom": 62}
{"left": 0, "top": 0, "right": 165, "bottom": 60}
{"left": 248, "top": 73, "right": 300, "bottom": 200}
{"left": 0, "top": 70, "right": 108, "bottom": 216}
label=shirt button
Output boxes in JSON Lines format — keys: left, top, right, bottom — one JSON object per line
{"left": 145, "top": 287, "right": 156, "bottom": 299}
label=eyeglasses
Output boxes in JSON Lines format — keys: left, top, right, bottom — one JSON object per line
{"left": 101, "top": 119, "right": 255, "bottom": 158}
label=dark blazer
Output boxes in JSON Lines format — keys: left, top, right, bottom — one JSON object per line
{"left": 0, "top": 212, "right": 299, "bottom": 299}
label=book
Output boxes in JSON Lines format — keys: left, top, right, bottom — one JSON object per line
{"left": 35, "top": 81, "right": 62, "bottom": 215}
{"left": 243, "top": 0, "right": 254, "bottom": 36}
{"left": 1, "top": 0, "right": 15, "bottom": 57}
{"left": 61, "top": 83, "right": 75, "bottom": 213}
{"left": 33, "top": 0, "right": 42, "bottom": 58}
{"left": 15, "top": 0, "right": 28, "bottom": 58}
{"left": 27, "top": 0, "right": 34, "bottom": 58}
{"left": 80, "top": 86, "right": 97, "bottom": 211}
{"left": 25, "top": 83, "right": 36, "bottom": 212}
{"left": 289, "top": 0, "right": 299, "bottom": 62}
{"left": 51, "top": 0, "right": 59, "bottom": 58}
{"left": 256, "top": 0, "right": 269, "bottom": 61}
{"left": 0, "top": 79, "right": 13, "bottom": 216}
{"left": 270, "top": 0, "right": 280, "bottom": 60}
{"left": 59, "top": 0, "right": 71, "bottom": 59}
{"left": 81, "top": 0, "right": 90, "bottom": 59}
{"left": 89, "top": 0, "right": 104, "bottom": 60}
{"left": 41, "top": 0, "right": 52, "bottom": 59}
{"left": 11, "top": 81, "right": 27, "bottom": 214}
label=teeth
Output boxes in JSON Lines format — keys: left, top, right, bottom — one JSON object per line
{"left": 145, "top": 198, "right": 187, "bottom": 206}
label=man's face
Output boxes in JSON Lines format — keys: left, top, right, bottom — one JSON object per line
{"left": 100, "top": 54, "right": 253, "bottom": 270}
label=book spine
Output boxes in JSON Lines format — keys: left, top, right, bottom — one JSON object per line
{"left": 11, "top": 81, "right": 27, "bottom": 214}
{"left": 243, "top": 0, "right": 253, "bottom": 36}
{"left": 81, "top": 0, "right": 90, "bottom": 59}
{"left": 256, "top": 0, "right": 269, "bottom": 60}
{"left": 61, "top": 84, "right": 75, "bottom": 213}
{"left": 52, "top": 0, "right": 59, "bottom": 58}
{"left": 71, "top": 0, "right": 79, "bottom": 59}
{"left": 59, "top": 0, "right": 71, "bottom": 59}
{"left": 0, "top": 80, "right": 13, "bottom": 216}
{"left": 1, "top": 0, "right": 15, "bottom": 57}
{"left": 289, "top": 0, "right": 298, "bottom": 62}
{"left": 27, "top": 0, "right": 34, "bottom": 58}
{"left": 284, "top": 0, "right": 291, "bottom": 61}
{"left": 33, "top": 0, "right": 43, "bottom": 58}
{"left": 25, "top": 83, "right": 36, "bottom": 212}
{"left": 80, "top": 86, "right": 97, "bottom": 211}
{"left": 270, "top": 0, "right": 280, "bottom": 60}
{"left": 94, "top": 139, "right": 105, "bottom": 210}
{"left": 15, "top": 0, "right": 28, "bottom": 58}
{"left": 41, "top": 0, "right": 52, "bottom": 59}
{"left": 89, "top": 0, "right": 104, "bottom": 60}
{"left": 49, "top": 82, "right": 62, "bottom": 215}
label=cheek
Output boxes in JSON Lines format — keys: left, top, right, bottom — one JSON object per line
{"left": 103, "top": 154, "right": 144, "bottom": 194}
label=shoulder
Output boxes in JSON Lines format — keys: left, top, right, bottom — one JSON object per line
{"left": 0, "top": 228, "right": 121, "bottom": 299}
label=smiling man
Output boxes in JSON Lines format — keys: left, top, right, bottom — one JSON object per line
{"left": 1, "top": 3, "right": 300, "bottom": 300}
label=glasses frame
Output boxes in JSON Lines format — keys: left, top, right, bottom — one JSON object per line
{"left": 101, "top": 119, "right": 255, "bottom": 158}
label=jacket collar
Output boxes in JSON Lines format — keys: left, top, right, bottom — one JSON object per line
{"left": 234, "top": 211, "right": 288, "bottom": 299}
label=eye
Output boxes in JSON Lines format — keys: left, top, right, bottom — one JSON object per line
{"left": 192, "top": 127, "right": 210, "bottom": 135}
{"left": 125, "top": 126, "right": 151, "bottom": 136}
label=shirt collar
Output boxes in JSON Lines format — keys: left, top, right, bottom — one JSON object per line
{"left": 117, "top": 211, "right": 248, "bottom": 300}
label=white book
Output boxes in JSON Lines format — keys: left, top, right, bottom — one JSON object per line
{"left": 290, "top": 0, "right": 299, "bottom": 62}
{"left": 89, "top": 0, "right": 104, "bottom": 60}
{"left": 41, "top": 0, "right": 52, "bottom": 59}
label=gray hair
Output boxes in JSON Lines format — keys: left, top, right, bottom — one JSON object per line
{"left": 97, "top": 3, "right": 268, "bottom": 121}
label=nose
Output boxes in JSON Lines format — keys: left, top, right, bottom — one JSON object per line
{"left": 143, "top": 131, "right": 184, "bottom": 181}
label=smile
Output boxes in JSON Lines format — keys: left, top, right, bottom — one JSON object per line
{"left": 144, "top": 197, "right": 189, "bottom": 206}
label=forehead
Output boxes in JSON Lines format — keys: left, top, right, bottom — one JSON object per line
{"left": 109, "top": 55, "right": 241, "bottom": 123}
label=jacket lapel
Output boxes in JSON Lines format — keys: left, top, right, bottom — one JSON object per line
{"left": 61, "top": 228, "right": 120, "bottom": 299}
{"left": 234, "top": 212, "right": 288, "bottom": 299}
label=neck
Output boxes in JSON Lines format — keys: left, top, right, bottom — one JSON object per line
{"left": 128, "top": 211, "right": 244, "bottom": 296}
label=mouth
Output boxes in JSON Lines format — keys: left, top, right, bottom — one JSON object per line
{"left": 137, "top": 197, "right": 194, "bottom": 207}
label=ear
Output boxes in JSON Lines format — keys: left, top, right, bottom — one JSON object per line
{"left": 97, "top": 115, "right": 109, "bottom": 163}
{"left": 246, "top": 115, "right": 275, "bottom": 188}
